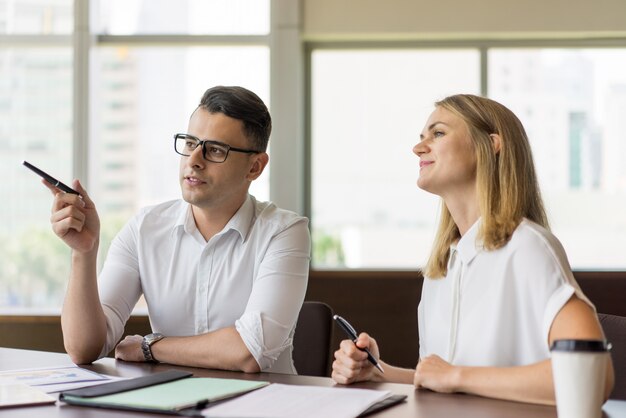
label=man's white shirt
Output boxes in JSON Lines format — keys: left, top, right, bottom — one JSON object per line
{"left": 97, "top": 195, "right": 310, "bottom": 373}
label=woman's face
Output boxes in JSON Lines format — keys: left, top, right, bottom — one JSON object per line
{"left": 413, "top": 106, "right": 477, "bottom": 198}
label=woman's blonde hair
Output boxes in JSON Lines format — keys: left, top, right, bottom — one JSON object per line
{"left": 423, "top": 94, "right": 549, "bottom": 278}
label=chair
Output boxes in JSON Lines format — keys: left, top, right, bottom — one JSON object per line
{"left": 292, "top": 301, "right": 334, "bottom": 377}
{"left": 599, "top": 313, "right": 626, "bottom": 400}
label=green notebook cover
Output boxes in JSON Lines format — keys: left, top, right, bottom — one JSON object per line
{"left": 61, "top": 377, "right": 269, "bottom": 412}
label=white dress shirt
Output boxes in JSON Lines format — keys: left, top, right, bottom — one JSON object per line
{"left": 418, "top": 218, "right": 592, "bottom": 367}
{"left": 97, "top": 195, "right": 310, "bottom": 373}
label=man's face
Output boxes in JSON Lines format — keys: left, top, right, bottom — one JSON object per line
{"left": 179, "top": 108, "right": 266, "bottom": 210}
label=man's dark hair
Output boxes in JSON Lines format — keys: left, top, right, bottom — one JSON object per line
{"left": 198, "top": 86, "right": 271, "bottom": 152}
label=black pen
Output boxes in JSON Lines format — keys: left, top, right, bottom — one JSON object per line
{"left": 333, "top": 314, "right": 384, "bottom": 373}
{"left": 22, "top": 160, "right": 79, "bottom": 195}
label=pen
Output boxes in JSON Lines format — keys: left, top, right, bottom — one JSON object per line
{"left": 22, "top": 160, "right": 79, "bottom": 195}
{"left": 333, "top": 314, "right": 384, "bottom": 373}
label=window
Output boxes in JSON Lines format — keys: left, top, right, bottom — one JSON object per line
{"left": 3, "top": 3, "right": 626, "bottom": 313}
{"left": 0, "top": 0, "right": 73, "bottom": 311}
{"left": 90, "top": 45, "right": 270, "bottom": 226}
{"left": 310, "top": 45, "right": 626, "bottom": 270}
{"left": 93, "top": 0, "right": 269, "bottom": 35}
{"left": 310, "top": 49, "right": 480, "bottom": 268}
{"left": 0, "top": 0, "right": 271, "bottom": 312}
{"left": 0, "top": 0, "right": 72, "bottom": 34}
{"left": 489, "top": 49, "right": 626, "bottom": 269}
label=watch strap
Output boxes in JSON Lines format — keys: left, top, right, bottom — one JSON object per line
{"left": 141, "top": 333, "right": 164, "bottom": 362}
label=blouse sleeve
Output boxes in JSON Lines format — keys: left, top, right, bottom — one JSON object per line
{"left": 515, "top": 225, "right": 594, "bottom": 347}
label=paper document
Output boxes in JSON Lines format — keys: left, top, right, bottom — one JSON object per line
{"left": 38, "top": 375, "right": 126, "bottom": 394}
{"left": 0, "top": 366, "right": 113, "bottom": 393}
{"left": 0, "top": 383, "right": 56, "bottom": 408}
{"left": 202, "top": 383, "right": 392, "bottom": 418}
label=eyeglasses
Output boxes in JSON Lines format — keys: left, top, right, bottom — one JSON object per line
{"left": 174, "top": 133, "right": 260, "bottom": 163}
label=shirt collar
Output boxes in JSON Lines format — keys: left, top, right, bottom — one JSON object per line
{"left": 451, "top": 218, "right": 482, "bottom": 265}
{"left": 172, "top": 195, "right": 255, "bottom": 243}
{"left": 221, "top": 194, "right": 255, "bottom": 242}
{"left": 173, "top": 202, "right": 196, "bottom": 237}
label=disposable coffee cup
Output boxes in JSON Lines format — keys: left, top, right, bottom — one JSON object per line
{"left": 551, "top": 339, "right": 611, "bottom": 418}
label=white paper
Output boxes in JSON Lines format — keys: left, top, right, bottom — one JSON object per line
{"left": 202, "top": 383, "right": 391, "bottom": 418}
{"left": 0, "top": 382, "right": 56, "bottom": 407}
{"left": 37, "top": 375, "right": 127, "bottom": 393}
{"left": 0, "top": 365, "right": 114, "bottom": 393}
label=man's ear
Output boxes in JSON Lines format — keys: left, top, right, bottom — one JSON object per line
{"left": 489, "top": 133, "right": 502, "bottom": 154}
{"left": 246, "top": 152, "right": 269, "bottom": 181}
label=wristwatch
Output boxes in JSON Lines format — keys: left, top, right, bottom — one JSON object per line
{"left": 141, "top": 333, "right": 165, "bottom": 363}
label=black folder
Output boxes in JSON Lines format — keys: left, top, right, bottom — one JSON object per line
{"left": 358, "top": 393, "right": 407, "bottom": 417}
{"left": 60, "top": 369, "right": 193, "bottom": 398}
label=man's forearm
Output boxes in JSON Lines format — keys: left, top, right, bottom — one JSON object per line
{"left": 149, "top": 327, "right": 260, "bottom": 373}
{"left": 61, "top": 248, "right": 107, "bottom": 364}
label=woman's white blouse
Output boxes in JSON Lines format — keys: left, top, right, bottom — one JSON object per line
{"left": 418, "top": 218, "right": 592, "bottom": 367}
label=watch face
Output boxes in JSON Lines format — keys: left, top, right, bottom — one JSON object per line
{"left": 145, "top": 333, "right": 164, "bottom": 345}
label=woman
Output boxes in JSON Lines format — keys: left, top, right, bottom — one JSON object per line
{"left": 331, "top": 94, "right": 615, "bottom": 404}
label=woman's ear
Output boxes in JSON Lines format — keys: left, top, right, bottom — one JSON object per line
{"left": 489, "top": 133, "right": 502, "bottom": 154}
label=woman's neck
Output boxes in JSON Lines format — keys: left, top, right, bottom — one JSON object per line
{"left": 443, "top": 190, "right": 480, "bottom": 236}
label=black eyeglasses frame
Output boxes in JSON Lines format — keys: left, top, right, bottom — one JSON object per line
{"left": 174, "top": 133, "right": 260, "bottom": 163}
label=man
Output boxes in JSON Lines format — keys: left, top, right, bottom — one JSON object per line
{"left": 46, "top": 86, "right": 310, "bottom": 374}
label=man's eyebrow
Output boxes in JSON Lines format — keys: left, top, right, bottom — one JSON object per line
{"left": 419, "top": 121, "right": 449, "bottom": 139}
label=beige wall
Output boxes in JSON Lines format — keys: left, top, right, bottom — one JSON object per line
{"left": 303, "top": 0, "right": 626, "bottom": 40}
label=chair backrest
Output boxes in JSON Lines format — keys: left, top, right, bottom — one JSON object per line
{"left": 292, "top": 301, "right": 334, "bottom": 377}
{"left": 599, "top": 313, "right": 626, "bottom": 400}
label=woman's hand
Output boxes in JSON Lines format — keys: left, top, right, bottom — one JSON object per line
{"left": 332, "top": 332, "right": 380, "bottom": 384}
{"left": 414, "top": 354, "right": 462, "bottom": 393}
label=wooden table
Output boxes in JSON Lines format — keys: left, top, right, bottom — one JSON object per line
{"left": 1, "top": 348, "right": 624, "bottom": 417}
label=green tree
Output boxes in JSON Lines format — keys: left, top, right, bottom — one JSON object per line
{"left": 0, "top": 214, "right": 127, "bottom": 309}
{"left": 0, "top": 228, "right": 70, "bottom": 308}
{"left": 312, "top": 230, "right": 346, "bottom": 268}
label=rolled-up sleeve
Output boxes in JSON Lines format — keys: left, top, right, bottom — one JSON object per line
{"left": 235, "top": 218, "right": 311, "bottom": 370}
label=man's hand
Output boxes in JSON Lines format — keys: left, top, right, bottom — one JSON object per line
{"left": 413, "top": 354, "right": 462, "bottom": 393}
{"left": 114, "top": 335, "right": 145, "bottom": 362}
{"left": 45, "top": 179, "right": 100, "bottom": 254}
